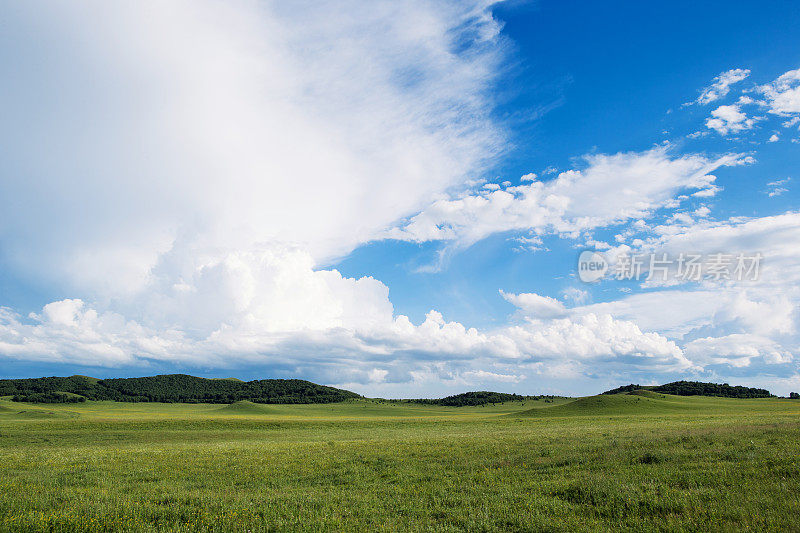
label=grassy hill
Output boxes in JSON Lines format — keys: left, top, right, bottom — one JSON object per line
{"left": 514, "top": 389, "right": 789, "bottom": 418}
{"left": 1, "top": 393, "right": 799, "bottom": 530}
{"left": 516, "top": 391, "right": 689, "bottom": 417}
{"left": 214, "top": 400, "right": 277, "bottom": 415}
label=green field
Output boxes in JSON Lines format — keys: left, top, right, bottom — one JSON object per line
{"left": 1, "top": 393, "right": 799, "bottom": 532}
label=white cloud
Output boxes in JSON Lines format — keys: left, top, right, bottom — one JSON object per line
{"left": 694, "top": 206, "right": 711, "bottom": 217}
{"left": 769, "top": 133, "right": 780, "bottom": 142}
{"left": 0, "top": 0, "right": 531, "bottom": 389}
{"left": 756, "top": 68, "right": 800, "bottom": 115}
{"left": 643, "top": 212, "right": 800, "bottom": 287}
{"left": 0, "top": 292, "right": 695, "bottom": 386}
{"left": 590, "top": 213, "right": 800, "bottom": 373}
{"left": 367, "top": 368, "right": 389, "bottom": 384}
{"left": 494, "top": 291, "right": 694, "bottom": 373}
{"left": 0, "top": 229, "right": 705, "bottom": 387}
{"left": 503, "top": 284, "right": 798, "bottom": 377}
{"left": 0, "top": 0, "right": 504, "bottom": 298}
{"left": 705, "top": 104, "right": 758, "bottom": 135}
{"left": 388, "top": 146, "right": 748, "bottom": 249}
{"left": 490, "top": 210, "right": 800, "bottom": 380}
{"left": 690, "top": 68, "right": 750, "bottom": 105}
{"left": 784, "top": 116, "right": 800, "bottom": 128}
{"left": 562, "top": 287, "right": 589, "bottom": 305}
{"left": 0, "top": 237, "right": 696, "bottom": 386}
{"left": 462, "top": 369, "right": 524, "bottom": 383}
{"left": 501, "top": 313, "right": 692, "bottom": 371}
{"left": 573, "top": 290, "right": 723, "bottom": 338}
{"left": 573, "top": 288, "right": 795, "bottom": 340}
{"left": 0, "top": 302, "right": 140, "bottom": 367}
{"left": 683, "top": 334, "right": 793, "bottom": 368}
{"left": 500, "top": 290, "right": 566, "bottom": 319}
{"left": 766, "top": 177, "right": 790, "bottom": 197}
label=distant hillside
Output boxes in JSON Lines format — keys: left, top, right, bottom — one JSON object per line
{"left": 405, "top": 391, "right": 561, "bottom": 407}
{"left": 602, "top": 380, "right": 772, "bottom": 398}
{"left": 0, "top": 374, "right": 361, "bottom": 404}
{"left": 517, "top": 391, "right": 695, "bottom": 418}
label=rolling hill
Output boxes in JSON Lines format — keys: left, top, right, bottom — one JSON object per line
{"left": 214, "top": 400, "right": 277, "bottom": 414}
{"left": 515, "top": 388, "right": 790, "bottom": 418}
{"left": 515, "top": 391, "right": 694, "bottom": 417}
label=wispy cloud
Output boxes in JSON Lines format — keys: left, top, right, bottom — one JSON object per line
{"left": 387, "top": 146, "right": 749, "bottom": 251}
{"left": 766, "top": 177, "right": 791, "bottom": 197}
{"left": 688, "top": 68, "right": 750, "bottom": 106}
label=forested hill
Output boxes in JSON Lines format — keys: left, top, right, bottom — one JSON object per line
{"left": 405, "top": 391, "right": 562, "bottom": 407}
{"left": 602, "top": 380, "right": 773, "bottom": 398}
{"left": 0, "top": 374, "right": 361, "bottom": 404}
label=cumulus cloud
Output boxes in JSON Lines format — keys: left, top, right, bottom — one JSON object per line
{"left": 0, "top": 237, "right": 700, "bottom": 387}
{"left": 0, "top": 236, "right": 696, "bottom": 388}
{"left": 0, "top": 291, "right": 695, "bottom": 386}
{"left": 0, "top": 301, "right": 142, "bottom": 367}
{"left": 695, "top": 67, "right": 800, "bottom": 139}
{"left": 500, "top": 313, "right": 691, "bottom": 372}
{"left": 756, "top": 67, "right": 800, "bottom": 116}
{"left": 690, "top": 68, "right": 750, "bottom": 105}
{"left": 705, "top": 104, "right": 758, "bottom": 135}
{"left": 503, "top": 285, "right": 798, "bottom": 377}
{"left": 683, "top": 334, "right": 793, "bottom": 368}
{"left": 482, "top": 210, "right": 800, "bottom": 382}
{"left": 591, "top": 213, "right": 800, "bottom": 373}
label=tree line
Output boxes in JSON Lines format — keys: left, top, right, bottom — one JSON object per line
{"left": 404, "top": 391, "right": 562, "bottom": 407}
{"left": 1, "top": 374, "right": 361, "bottom": 404}
{"left": 602, "top": 380, "right": 773, "bottom": 398}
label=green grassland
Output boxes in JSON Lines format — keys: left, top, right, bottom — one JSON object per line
{"left": 1, "top": 393, "right": 799, "bottom": 532}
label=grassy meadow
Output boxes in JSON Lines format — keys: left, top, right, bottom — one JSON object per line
{"left": 1, "top": 393, "right": 799, "bottom": 531}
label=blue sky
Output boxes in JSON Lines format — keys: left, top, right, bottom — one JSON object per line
{"left": 339, "top": 0, "right": 800, "bottom": 323}
{"left": 1, "top": 0, "right": 799, "bottom": 396}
